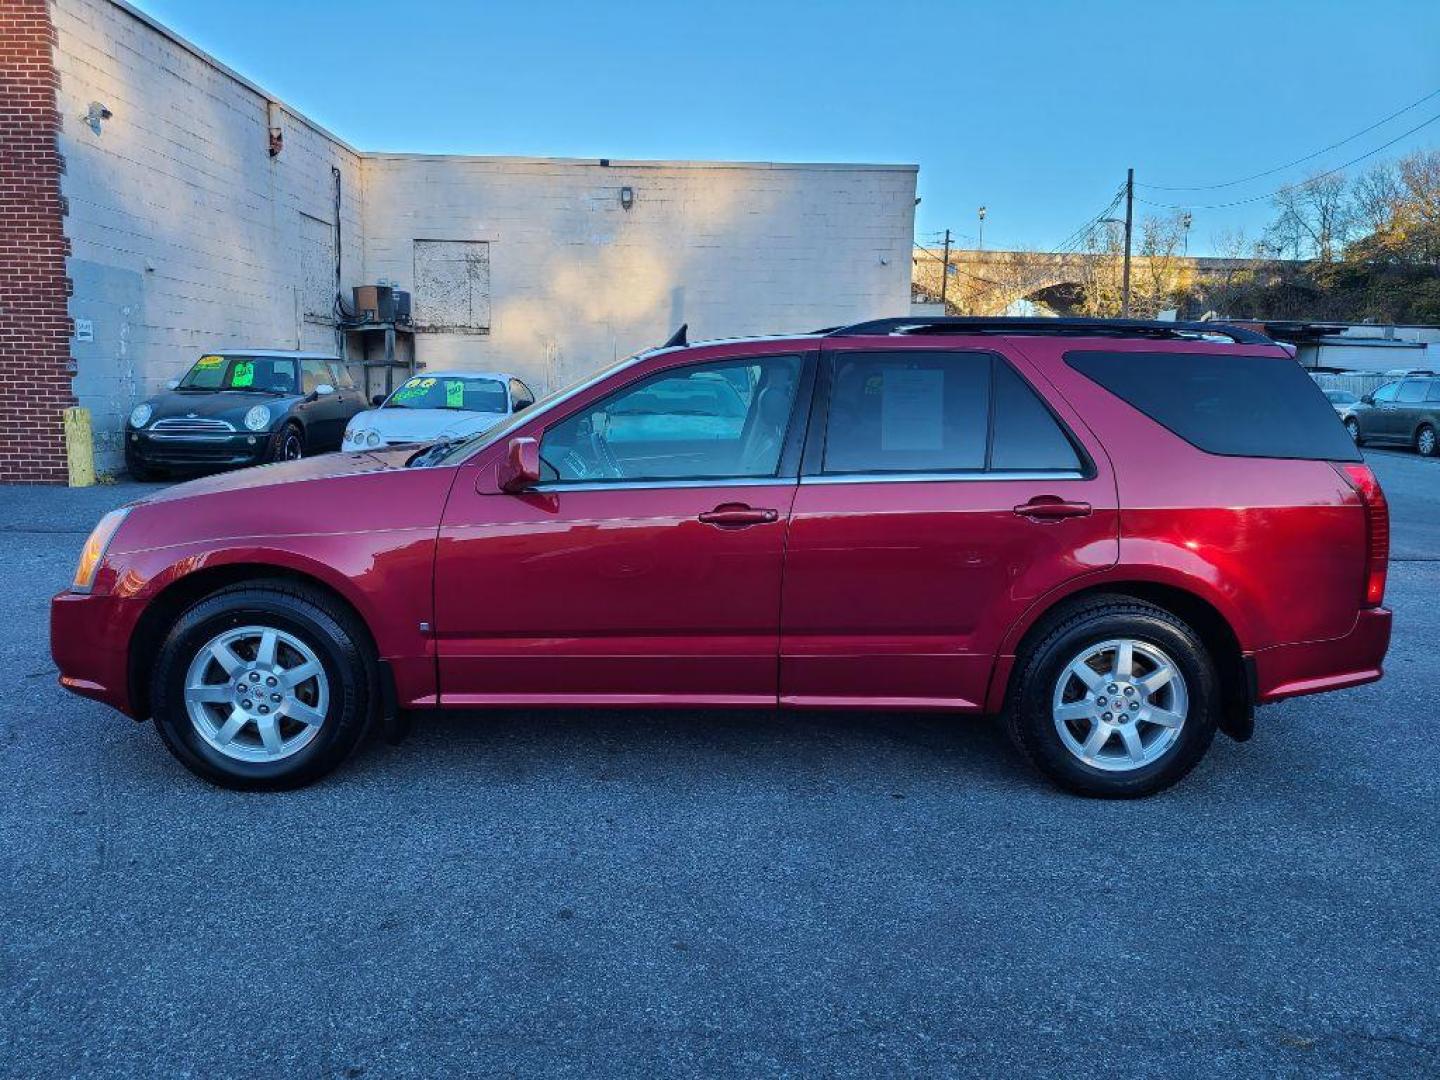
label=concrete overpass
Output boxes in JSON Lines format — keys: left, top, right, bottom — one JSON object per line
{"left": 913, "top": 248, "right": 1267, "bottom": 317}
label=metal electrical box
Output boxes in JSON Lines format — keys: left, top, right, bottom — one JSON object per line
{"left": 352, "top": 285, "right": 413, "bottom": 325}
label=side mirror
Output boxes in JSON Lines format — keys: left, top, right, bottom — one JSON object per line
{"left": 1361, "top": 394, "right": 1374, "bottom": 405}
{"left": 166, "top": 378, "right": 180, "bottom": 390}
{"left": 316, "top": 383, "right": 336, "bottom": 396}
{"left": 497, "top": 436, "right": 541, "bottom": 493}
{"left": 371, "top": 394, "right": 386, "bottom": 407}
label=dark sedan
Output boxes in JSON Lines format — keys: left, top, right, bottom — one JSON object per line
{"left": 125, "top": 351, "right": 369, "bottom": 479}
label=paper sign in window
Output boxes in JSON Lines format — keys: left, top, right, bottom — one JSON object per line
{"left": 232, "top": 360, "right": 254, "bottom": 388}
{"left": 881, "top": 368, "right": 944, "bottom": 451}
{"left": 445, "top": 380, "right": 465, "bottom": 408}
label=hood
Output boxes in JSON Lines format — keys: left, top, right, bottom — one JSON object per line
{"left": 141, "top": 448, "right": 396, "bottom": 504}
{"left": 349, "top": 407, "right": 507, "bottom": 442}
{"left": 142, "top": 388, "right": 298, "bottom": 421}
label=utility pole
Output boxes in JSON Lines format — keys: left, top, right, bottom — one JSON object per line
{"left": 939, "top": 227, "right": 952, "bottom": 309}
{"left": 1121, "top": 167, "right": 1134, "bottom": 318}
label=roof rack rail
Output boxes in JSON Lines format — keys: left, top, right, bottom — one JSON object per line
{"left": 825, "top": 316, "right": 1273, "bottom": 346}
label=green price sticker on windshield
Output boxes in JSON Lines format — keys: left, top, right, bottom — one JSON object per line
{"left": 392, "top": 379, "right": 428, "bottom": 402}
{"left": 231, "top": 360, "right": 254, "bottom": 388}
{"left": 445, "top": 380, "right": 465, "bottom": 408}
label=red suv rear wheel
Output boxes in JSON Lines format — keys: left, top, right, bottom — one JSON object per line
{"left": 1006, "top": 595, "right": 1220, "bottom": 798}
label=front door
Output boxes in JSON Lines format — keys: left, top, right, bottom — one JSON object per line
{"left": 298, "top": 358, "right": 345, "bottom": 449}
{"left": 780, "top": 345, "right": 1119, "bottom": 710}
{"left": 434, "top": 351, "right": 812, "bottom": 705}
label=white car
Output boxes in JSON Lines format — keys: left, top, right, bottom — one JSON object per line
{"left": 342, "top": 370, "right": 535, "bottom": 451}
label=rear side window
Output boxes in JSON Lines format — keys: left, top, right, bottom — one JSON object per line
{"left": 1065, "top": 351, "right": 1362, "bottom": 462}
{"left": 1397, "top": 379, "right": 1428, "bottom": 404}
{"left": 821, "top": 351, "right": 1083, "bottom": 475}
{"left": 1427, "top": 381, "right": 1440, "bottom": 403}
{"left": 991, "top": 361, "right": 1083, "bottom": 471}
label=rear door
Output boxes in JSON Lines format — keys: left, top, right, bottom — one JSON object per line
{"left": 779, "top": 341, "right": 1119, "bottom": 710}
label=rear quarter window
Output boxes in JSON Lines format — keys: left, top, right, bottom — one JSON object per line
{"left": 1065, "top": 350, "right": 1362, "bottom": 462}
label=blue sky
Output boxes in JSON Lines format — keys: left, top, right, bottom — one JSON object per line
{"left": 130, "top": 0, "right": 1440, "bottom": 257}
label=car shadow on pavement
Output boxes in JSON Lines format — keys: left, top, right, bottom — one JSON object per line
{"left": 339, "top": 706, "right": 1038, "bottom": 792}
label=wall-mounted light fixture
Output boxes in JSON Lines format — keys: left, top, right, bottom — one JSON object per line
{"left": 268, "top": 127, "right": 284, "bottom": 157}
{"left": 619, "top": 186, "right": 635, "bottom": 211}
{"left": 83, "top": 102, "right": 112, "bottom": 135}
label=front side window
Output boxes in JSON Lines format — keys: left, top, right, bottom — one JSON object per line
{"left": 820, "top": 350, "right": 1081, "bottom": 475}
{"left": 539, "top": 355, "right": 802, "bottom": 483}
{"left": 387, "top": 375, "right": 508, "bottom": 412}
{"left": 1397, "top": 379, "right": 1428, "bottom": 404}
{"left": 301, "top": 359, "right": 332, "bottom": 394}
{"left": 178, "top": 355, "right": 298, "bottom": 394}
{"left": 1372, "top": 382, "right": 1399, "bottom": 403}
{"left": 327, "top": 361, "right": 356, "bottom": 390}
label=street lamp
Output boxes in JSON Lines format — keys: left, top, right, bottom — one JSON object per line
{"left": 978, "top": 206, "right": 987, "bottom": 252}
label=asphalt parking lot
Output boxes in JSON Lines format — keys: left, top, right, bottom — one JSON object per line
{"left": 2, "top": 451, "right": 1437, "bottom": 1077}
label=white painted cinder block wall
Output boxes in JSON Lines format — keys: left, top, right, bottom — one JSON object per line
{"left": 361, "top": 155, "right": 917, "bottom": 393}
{"left": 51, "top": 0, "right": 916, "bottom": 471}
{"left": 53, "top": 0, "right": 365, "bottom": 468}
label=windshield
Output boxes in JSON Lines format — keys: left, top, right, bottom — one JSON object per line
{"left": 412, "top": 351, "right": 649, "bottom": 468}
{"left": 179, "top": 354, "right": 298, "bottom": 394}
{"left": 385, "top": 375, "right": 507, "bottom": 412}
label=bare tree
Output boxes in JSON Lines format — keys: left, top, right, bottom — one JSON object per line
{"left": 1266, "top": 173, "right": 1354, "bottom": 262}
{"left": 1350, "top": 162, "right": 1402, "bottom": 235}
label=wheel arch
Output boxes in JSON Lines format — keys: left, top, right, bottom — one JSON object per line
{"left": 991, "top": 578, "right": 1254, "bottom": 741}
{"left": 126, "top": 561, "right": 378, "bottom": 721}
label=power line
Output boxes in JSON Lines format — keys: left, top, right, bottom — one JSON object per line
{"left": 1138, "top": 86, "right": 1440, "bottom": 192}
{"left": 1134, "top": 110, "right": 1440, "bottom": 211}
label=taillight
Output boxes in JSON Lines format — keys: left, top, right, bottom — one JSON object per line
{"left": 1335, "top": 463, "right": 1389, "bottom": 607}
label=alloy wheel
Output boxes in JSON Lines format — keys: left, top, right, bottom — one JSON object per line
{"left": 1051, "top": 638, "right": 1188, "bottom": 772}
{"left": 1419, "top": 426, "right": 1436, "bottom": 457}
{"left": 1346, "top": 419, "right": 1360, "bottom": 441}
{"left": 283, "top": 431, "right": 303, "bottom": 460}
{"left": 183, "top": 625, "right": 328, "bottom": 763}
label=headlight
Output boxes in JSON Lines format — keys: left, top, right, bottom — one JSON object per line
{"left": 129, "top": 403, "right": 152, "bottom": 428}
{"left": 243, "top": 405, "right": 272, "bottom": 432}
{"left": 71, "top": 507, "right": 130, "bottom": 594}
{"left": 366, "top": 431, "right": 381, "bottom": 447}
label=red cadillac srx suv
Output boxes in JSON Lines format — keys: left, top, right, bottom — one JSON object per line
{"left": 51, "top": 318, "right": 1391, "bottom": 797}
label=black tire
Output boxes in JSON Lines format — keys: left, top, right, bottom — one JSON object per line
{"left": 1345, "top": 417, "right": 1362, "bottom": 445}
{"left": 149, "top": 580, "right": 375, "bottom": 790}
{"left": 1417, "top": 423, "right": 1437, "bottom": 458}
{"left": 1005, "top": 595, "right": 1220, "bottom": 798}
{"left": 269, "top": 423, "right": 304, "bottom": 463}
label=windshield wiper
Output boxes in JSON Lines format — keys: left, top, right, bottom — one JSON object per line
{"left": 405, "top": 437, "right": 465, "bottom": 468}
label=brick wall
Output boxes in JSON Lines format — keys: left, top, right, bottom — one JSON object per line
{"left": 0, "top": 0, "right": 72, "bottom": 483}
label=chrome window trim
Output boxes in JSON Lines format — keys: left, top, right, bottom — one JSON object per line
{"left": 530, "top": 476, "right": 793, "bottom": 494}
{"left": 801, "top": 470, "right": 1086, "bottom": 486}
